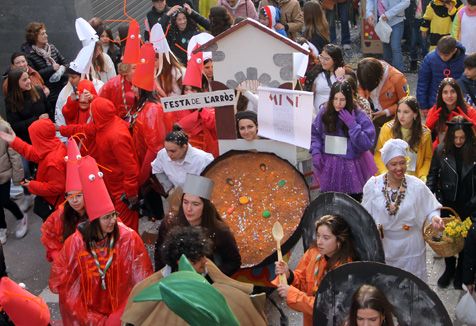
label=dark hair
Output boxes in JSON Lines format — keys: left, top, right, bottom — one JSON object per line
{"left": 322, "top": 80, "right": 356, "bottom": 135}
{"left": 468, "top": 0, "right": 476, "bottom": 6}
{"left": 444, "top": 116, "right": 476, "bottom": 164}
{"left": 117, "top": 24, "right": 130, "bottom": 50}
{"left": 464, "top": 53, "right": 476, "bottom": 69}
{"left": 165, "top": 124, "right": 189, "bottom": 146}
{"left": 391, "top": 96, "right": 423, "bottom": 151}
{"left": 176, "top": 194, "right": 228, "bottom": 232}
{"left": 93, "top": 41, "right": 106, "bottom": 73}
{"left": 181, "top": 84, "right": 201, "bottom": 93}
{"left": 25, "top": 22, "right": 46, "bottom": 45}
{"left": 435, "top": 78, "right": 467, "bottom": 132}
{"left": 79, "top": 213, "right": 120, "bottom": 253}
{"left": 62, "top": 200, "right": 88, "bottom": 241}
{"left": 303, "top": 1, "right": 329, "bottom": 42}
{"left": 233, "top": 16, "right": 247, "bottom": 24}
{"left": 344, "top": 70, "right": 358, "bottom": 94}
{"left": 348, "top": 284, "right": 395, "bottom": 326}
{"left": 10, "top": 52, "right": 27, "bottom": 65}
{"left": 157, "top": 52, "right": 185, "bottom": 95}
{"left": 171, "top": 9, "right": 197, "bottom": 32}
{"left": 137, "top": 88, "right": 159, "bottom": 109}
{"left": 209, "top": 6, "right": 233, "bottom": 36}
{"left": 235, "top": 110, "right": 258, "bottom": 138}
{"left": 320, "top": 44, "right": 345, "bottom": 72}
{"left": 437, "top": 36, "right": 457, "bottom": 55}
{"left": 161, "top": 226, "right": 213, "bottom": 271}
{"left": 314, "top": 214, "right": 355, "bottom": 270}
{"left": 357, "top": 58, "right": 384, "bottom": 92}
{"left": 5, "top": 68, "right": 40, "bottom": 112}
{"left": 88, "top": 17, "right": 104, "bottom": 33}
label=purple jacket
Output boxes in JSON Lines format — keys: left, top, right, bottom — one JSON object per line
{"left": 311, "top": 108, "right": 375, "bottom": 159}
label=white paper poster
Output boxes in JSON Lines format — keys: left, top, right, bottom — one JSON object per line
{"left": 257, "top": 86, "right": 313, "bottom": 148}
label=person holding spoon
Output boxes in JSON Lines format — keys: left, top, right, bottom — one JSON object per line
{"left": 274, "top": 214, "right": 355, "bottom": 326}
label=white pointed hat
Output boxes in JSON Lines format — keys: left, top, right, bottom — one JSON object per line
{"left": 187, "top": 32, "right": 214, "bottom": 61}
{"left": 75, "top": 17, "right": 99, "bottom": 47}
{"left": 68, "top": 41, "right": 95, "bottom": 74}
{"left": 183, "top": 174, "right": 214, "bottom": 200}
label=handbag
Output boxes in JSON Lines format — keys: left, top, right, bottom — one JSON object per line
{"left": 33, "top": 196, "right": 59, "bottom": 221}
{"left": 320, "top": 0, "right": 335, "bottom": 10}
{"left": 141, "top": 175, "right": 168, "bottom": 198}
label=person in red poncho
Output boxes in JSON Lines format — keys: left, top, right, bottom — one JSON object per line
{"left": 173, "top": 49, "right": 218, "bottom": 157}
{"left": 49, "top": 155, "right": 152, "bottom": 325}
{"left": 41, "top": 138, "right": 88, "bottom": 262}
{"left": 0, "top": 118, "right": 66, "bottom": 208}
{"left": 98, "top": 63, "right": 136, "bottom": 120}
{"left": 62, "top": 79, "right": 97, "bottom": 126}
{"left": 426, "top": 78, "right": 476, "bottom": 148}
{"left": 89, "top": 97, "right": 140, "bottom": 231}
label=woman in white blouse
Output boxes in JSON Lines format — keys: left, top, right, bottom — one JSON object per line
{"left": 151, "top": 125, "right": 214, "bottom": 194}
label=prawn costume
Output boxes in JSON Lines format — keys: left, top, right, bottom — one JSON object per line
{"left": 49, "top": 156, "right": 152, "bottom": 325}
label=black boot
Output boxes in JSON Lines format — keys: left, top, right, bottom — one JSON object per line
{"left": 438, "top": 256, "right": 456, "bottom": 288}
{"left": 454, "top": 252, "right": 464, "bottom": 290}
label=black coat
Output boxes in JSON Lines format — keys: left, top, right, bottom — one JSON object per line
{"left": 159, "top": 10, "right": 210, "bottom": 65}
{"left": 463, "top": 225, "right": 476, "bottom": 286}
{"left": 144, "top": 6, "right": 170, "bottom": 41}
{"left": 20, "top": 42, "right": 67, "bottom": 106}
{"left": 5, "top": 86, "right": 49, "bottom": 144}
{"left": 427, "top": 145, "right": 476, "bottom": 218}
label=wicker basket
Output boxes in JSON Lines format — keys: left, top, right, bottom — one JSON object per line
{"left": 423, "top": 207, "right": 465, "bottom": 258}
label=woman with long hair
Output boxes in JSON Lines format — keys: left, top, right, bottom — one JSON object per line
{"left": 310, "top": 44, "right": 350, "bottom": 116}
{"left": 20, "top": 22, "right": 67, "bottom": 108}
{"left": 347, "top": 284, "right": 395, "bottom": 326}
{"left": 160, "top": 4, "right": 210, "bottom": 64}
{"left": 155, "top": 52, "right": 185, "bottom": 98}
{"left": 311, "top": 80, "right": 376, "bottom": 201}
{"left": 98, "top": 27, "right": 121, "bottom": 70}
{"left": 5, "top": 68, "right": 49, "bottom": 144}
{"left": 427, "top": 116, "right": 476, "bottom": 289}
{"left": 49, "top": 156, "right": 152, "bottom": 324}
{"left": 426, "top": 77, "right": 476, "bottom": 146}
{"left": 154, "top": 174, "right": 241, "bottom": 276}
{"left": 90, "top": 41, "right": 116, "bottom": 83}
{"left": 275, "top": 215, "right": 355, "bottom": 326}
{"left": 40, "top": 139, "right": 88, "bottom": 262}
{"left": 208, "top": 6, "right": 233, "bottom": 36}
{"left": 375, "top": 96, "right": 433, "bottom": 182}
{"left": 302, "top": 1, "right": 329, "bottom": 53}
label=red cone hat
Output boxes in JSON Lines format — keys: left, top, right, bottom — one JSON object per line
{"left": 183, "top": 45, "right": 203, "bottom": 89}
{"left": 132, "top": 43, "right": 156, "bottom": 91}
{"left": 65, "top": 138, "right": 82, "bottom": 193}
{"left": 122, "top": 20, "right": 141, "bottom": 64}
{"left": 78, "top": 156, "right": 115, "bottom": 221}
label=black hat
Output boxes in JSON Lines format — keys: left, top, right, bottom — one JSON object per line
{"left": 235, "top": 111, "right": 258, "bottom": 125}
{"left": 301, "top": 192, "right": 385, "bottom": 262}
{"left": 313, "top": 261, "right": 452, "bottom": 325}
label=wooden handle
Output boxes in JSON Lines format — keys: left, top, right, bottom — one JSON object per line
{"left": 276, "top": 240, "right": 287, "bottom": 285}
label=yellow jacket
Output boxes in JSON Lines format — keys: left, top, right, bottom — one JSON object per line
{"left": 374, "top": 121, "right": 433, "bottom": 180}
{"left": 421, "top": 0, "right": 461, "bottom": 49}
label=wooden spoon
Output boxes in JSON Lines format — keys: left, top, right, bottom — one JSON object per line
{"left": 272, "top": 221, "right": 287, "bottom": 285}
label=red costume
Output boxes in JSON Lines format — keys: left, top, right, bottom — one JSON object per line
{"left": 90, "top": 97, "right": 140, "bottom": 231}
{"left": 99, "top": 75, "right": 135, "bottom": 119}
{"left": 10, "top": 119, "right": 66, "bottom": 206}
{"left": 49, "top": 155, "right": 152, "bottom": 325}
{"left": 62, "top": 79, "right": 97, "bottom": 125}
{"left": 425, "top": 104, "right": 476, "bottom": 147}
{"left": 41, "top": 139, "right": 85, "bottom": 262}
{"left": 174, "top": 108, "right": 219, "bottom": 157}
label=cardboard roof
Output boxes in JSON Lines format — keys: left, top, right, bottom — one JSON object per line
{"left": 194, "top": 18, "right": 309, "bottom": 55}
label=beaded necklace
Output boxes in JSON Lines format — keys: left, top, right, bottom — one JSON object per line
{"left": 382, "top": 174, "right": 407, "bottom": 216}
{"left": 89, "top": 236, "right": 115, "bottom": 290}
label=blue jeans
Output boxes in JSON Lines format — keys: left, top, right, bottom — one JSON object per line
{"left": 326, "top": 1, "right": 351, "bottom": 45}
{"left": 410, "top": 18, "right": 428, "bottom": 61}
{"left": 383, "top": 21, "right": 404, "bottom": 72}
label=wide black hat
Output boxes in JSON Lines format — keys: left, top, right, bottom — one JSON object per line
{"left": 313, "top": 261, "right": 452, "bottom": 326}
{"left": 301, "top": 192, "right": 385, "bottom": 262}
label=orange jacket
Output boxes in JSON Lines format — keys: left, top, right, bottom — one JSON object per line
{"left": 358, "top": 63, "right": 409, "bottom": 116}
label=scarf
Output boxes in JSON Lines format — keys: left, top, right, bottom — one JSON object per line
{"left": 32, "top": 43, "right": 57, "bottom": 66}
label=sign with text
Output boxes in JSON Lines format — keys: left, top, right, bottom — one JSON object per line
{"left": 257, "top": 86, "right": 313, "bottom": 148}
{"left": 161, "top": 89, "right": 236, "bottom": 112}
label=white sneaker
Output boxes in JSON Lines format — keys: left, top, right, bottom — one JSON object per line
{"left": 0, "top": 229, "right": 7, "bottom": 244}
{"left": 18, "top": 194, "right": 34, "bottom": 213}
{"left": 15, "top": 215, "right": 28, "bottom": 239}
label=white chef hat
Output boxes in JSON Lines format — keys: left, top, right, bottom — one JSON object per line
{"left": 380, "top": 139, "right": 409, "bottom": 166}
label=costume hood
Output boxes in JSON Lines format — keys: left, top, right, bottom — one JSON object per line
{"left": 260, "top": 6, "right": 281, "bottom": 29}
{"left": 28, "top": 119, "right": 64, "bottom": 159}
{"left": 91, "top": 97, "right": 117, "bottom": 130}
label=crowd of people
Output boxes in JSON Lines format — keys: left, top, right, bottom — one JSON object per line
{"left": 0, "top": 0, "right": 476, "bottom": 323}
